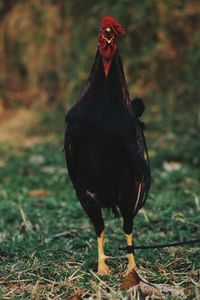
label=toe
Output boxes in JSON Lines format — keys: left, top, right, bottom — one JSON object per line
{"left": 98, "top": 263, "right": 110, "bottom": 275}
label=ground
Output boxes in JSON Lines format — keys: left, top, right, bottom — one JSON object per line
{"left": 0, "top": 107, "right": 199, "bottom": 299}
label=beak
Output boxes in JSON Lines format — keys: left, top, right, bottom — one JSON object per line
{"left": 101, "top": 27, "right": 115, "bottom": 44}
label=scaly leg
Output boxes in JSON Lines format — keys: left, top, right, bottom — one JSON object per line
{"left": 125, "top": 233, "right": 137, "bottom": 273}
{"left": 119, "top": 201, "right": 136, "bottom": 273}
{"left": 97, "top": 230, "right": 110, "bottom": 275}
{"left": 76, "top": 189, "right": 109, "bottom": 275}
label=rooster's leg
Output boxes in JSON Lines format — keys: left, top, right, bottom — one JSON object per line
{"left": 125, "top": 233, "right": 137, "bottom": 273}
{"left": 119, "top": 203, "right": 136, "bottom": 273}
{"left": 77, "top": 190, "right": 109, "bottom": 275}
{"left": 97, "top": 229, "right": 110, "bottom": 275}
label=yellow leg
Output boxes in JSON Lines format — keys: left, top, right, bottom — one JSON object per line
{"left": 125, "top": 233, "right": 137, "bottom": 273}
{"left": 97, "top": 230, "right": 110, "bottom": 275}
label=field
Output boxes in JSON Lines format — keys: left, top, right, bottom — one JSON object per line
{"left": 0, "top": 107, "right": 199, "bottom": 299}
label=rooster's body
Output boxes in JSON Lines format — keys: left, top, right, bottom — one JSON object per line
{"left": 64, "top": 17, "right": 150, "bottom": 275}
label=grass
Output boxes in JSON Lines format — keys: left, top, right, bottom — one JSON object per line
{"left": 0, "top": 107, "right": 199, "bottom": 299}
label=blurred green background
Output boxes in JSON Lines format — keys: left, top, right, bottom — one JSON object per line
{"left": 0, "top": 1, "right": 200, "bottom": 298}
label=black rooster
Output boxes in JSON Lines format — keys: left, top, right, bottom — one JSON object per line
{"left": 64, "top": 16, "right": 150, "bottom": 275}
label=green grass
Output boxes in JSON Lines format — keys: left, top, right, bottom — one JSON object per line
{"left": 0, "top": 109, "right": 199, "bottom": 299}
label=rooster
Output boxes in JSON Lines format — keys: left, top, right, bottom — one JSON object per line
{"left": 64, "top": 16, "right": 150, "bottom": 275}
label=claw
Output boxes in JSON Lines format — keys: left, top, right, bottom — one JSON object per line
{"left": 98, "top": 261, "right": 110, "bottom": 275}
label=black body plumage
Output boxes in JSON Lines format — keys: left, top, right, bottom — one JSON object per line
{"left": 64, "top": 49, "right": 150, "bottom": 236}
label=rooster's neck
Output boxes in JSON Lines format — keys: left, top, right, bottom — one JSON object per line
{"left": 102, "top": 58, "right": 112, "bottom": 78}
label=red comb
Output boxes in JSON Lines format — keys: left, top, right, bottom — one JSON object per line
{"left": 100, "top": 16, "right": 126, "bottom": 36}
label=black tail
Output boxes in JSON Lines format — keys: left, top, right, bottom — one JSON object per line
{"left": 131, "top": 98, "right": 145, "bottom": 118}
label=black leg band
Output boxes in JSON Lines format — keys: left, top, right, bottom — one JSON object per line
{"left": 127, "top": 245, "right": 135, "bottom": 254}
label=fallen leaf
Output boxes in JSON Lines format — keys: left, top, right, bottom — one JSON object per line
{"left": 121, "top": 269, "right": 186, "bottom": 299}
{"left": 120, "top": 269, "right": 140, "bottom": 289}
{"left": 29, "top": 189, "right": 49, "bottom": 198}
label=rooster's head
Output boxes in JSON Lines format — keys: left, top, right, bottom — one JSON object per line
{"left": 98, "top": 16, "right": 126, "bottom": 77}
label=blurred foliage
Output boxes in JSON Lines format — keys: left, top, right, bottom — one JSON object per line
{"left": 0, "top": 0, "right": 199, "bottom": 124}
